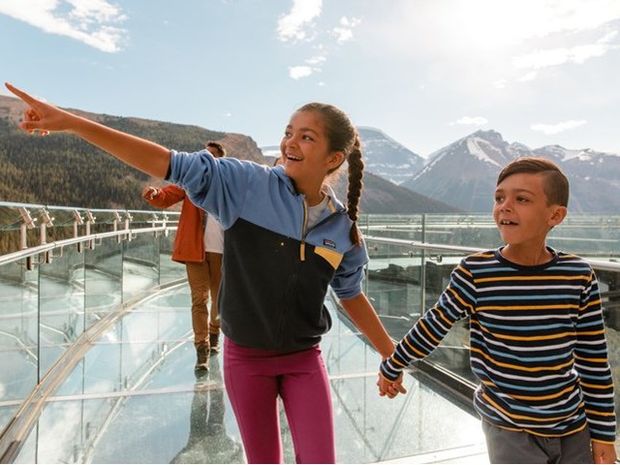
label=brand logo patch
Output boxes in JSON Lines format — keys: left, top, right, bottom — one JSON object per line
{"left": 323, "top": 239, "right": 336, "bottom": 249}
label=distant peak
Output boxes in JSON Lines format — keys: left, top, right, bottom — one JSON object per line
{"left": 469, "top": 129, "right": 503, "bottom": 140}
{"left": 357, "top": 126, "right": 386, "bottom": 137}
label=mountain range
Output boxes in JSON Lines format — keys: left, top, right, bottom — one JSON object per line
{"left": 401, "top": 130, "right": 620, "bottom": 213}
{"left": 0, "top": 95, "right": 456, "bottom": 214}
{"left": 5, "top": 92, "right": 612, "bottom": 215}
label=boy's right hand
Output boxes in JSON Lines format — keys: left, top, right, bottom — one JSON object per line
{"left": 377, "top": 372, "right": 407, "bottom": 398}
{"left": 142, "top": 186, "right": 159, "bottom": 200}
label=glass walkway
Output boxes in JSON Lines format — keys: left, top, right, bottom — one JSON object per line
{"left": 2, "top": 202, "right": 620, "bottom": 463}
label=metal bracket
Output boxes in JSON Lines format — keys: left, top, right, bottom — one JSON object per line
{"left": 112, "top": 211, "right": 123, "bottom": 243}
{"left": 73, "top": 210, "right": 84, "bottom": 253}
{"left": 150, "top": 213, "right": 159, "bottom": 237}
{"left": 84, "top": 210, "right": 96, "bottom": 250}
{"left": 18, "top": 208, "right": 37, "bottom": 270}
{"left": 38, "top": 208, "right": 54, "bottom": 264}
{"left": 124, "top": 212, "right": 133, "bottom": 242}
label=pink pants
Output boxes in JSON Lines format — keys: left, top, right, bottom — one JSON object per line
{"left": 223, "top": 338, "right": 335, "bottom": 464}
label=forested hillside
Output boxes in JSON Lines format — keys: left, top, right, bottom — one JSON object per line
{"left": 0, "top": 95, "right": 456, "bottom": 214}
{"left": 0, "top": 99, "right": 264, "bottom": 209}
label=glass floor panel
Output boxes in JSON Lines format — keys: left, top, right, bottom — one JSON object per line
{"left": 13, "top": 285, "right": 488, "bottom": 463}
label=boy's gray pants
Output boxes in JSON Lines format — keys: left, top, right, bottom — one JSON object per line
{"left": 482, "top": 420, "right": 593, "bottom": 464}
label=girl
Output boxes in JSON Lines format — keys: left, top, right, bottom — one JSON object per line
{"left": 6, "top": 83, "right": 404, "bottom": 464}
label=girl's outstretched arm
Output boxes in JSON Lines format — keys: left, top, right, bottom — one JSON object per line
{"left": 5, "top": 83, "right": 171, "bottom": 178}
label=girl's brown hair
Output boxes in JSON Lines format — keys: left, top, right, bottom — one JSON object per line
{"left": 297, "top": 102, "right": 364, "bottom": 246}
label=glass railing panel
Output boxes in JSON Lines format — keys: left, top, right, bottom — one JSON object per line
{"left": 0, "top": 203, "right": 46, "bottom": 256}
{"left": 592, "top": 264, "right": 620, "bottom": 413}
{"left": 366, "top": 241, "right": 424, "bottom": 342}
{"left": 320, "top": 299, "right": 385, "bottom": 377}
{"left": 547, "top": 215, "right": 620, "bottom": 258}
{"left": 421, "top": 247, "right": 474, "bottom": 383}
{"left": 0, "top": 259, "right": 39, "bottom": 420}
{"left": 360, "top": 214, "right": 424, "bottom": 242}
{"left": 38, "top": 245, "right": 86, "bottom": 376}
{"left": 44, "top": 206, "right": 90, "bottom": 243}
{"left": 365, "top": 238, "right": 475, "bottom": 384}
{"left": 424, "top": 213, "right": 499, "bottom": 248}
{"left": 363, "top": 214, "right": 620, "bottom": 259}
{"left": 122, "top": 233, "right": 159, "bottom": 302}
{"left": 14, "top": 283, "right": 485, "bottom": 464}
{"left": 158, "top": 233, "right": 186, "bottom": 285}
{"left": 84, "top": 236, "right": 123, "bottom": 327}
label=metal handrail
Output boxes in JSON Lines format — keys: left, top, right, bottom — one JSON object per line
{"left": 364, "top": 235, "right": 620, "bottom": 272}
{"left": 0, "top": 226, "right": 177, "bottom": 267}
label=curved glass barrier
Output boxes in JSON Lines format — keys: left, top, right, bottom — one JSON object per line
{"left": 0, "top": 201, "right": 182, "bottom": 440}
{"left": 12, "top": 288, "right": 486, "bottom": 464}
{"left": 3, "top": 209, "right": 620, "bottom": 462}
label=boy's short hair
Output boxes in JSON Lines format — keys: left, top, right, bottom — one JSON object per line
{"left": 206, "top": 141, "right": 226, "bottom": 157}
{"left": 497, "top": 156, "right": 569, "bottom": 207}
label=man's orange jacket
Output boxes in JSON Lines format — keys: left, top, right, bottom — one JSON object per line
{"left": 144, "top": 184, "right": 205, "bottom": 263}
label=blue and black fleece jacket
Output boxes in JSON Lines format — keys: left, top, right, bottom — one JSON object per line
{"left": 167, "top": 149, "right": 368, "bottom": 352}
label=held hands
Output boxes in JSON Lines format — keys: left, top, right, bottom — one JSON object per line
{"left": 5, "top": 83, "right": 77, "bottom": 135}
{"left": 592, "top": 441, "right": 617, "bottom": 464}
{"left": 377, "top": 372, "right": 407, "bottom": 399}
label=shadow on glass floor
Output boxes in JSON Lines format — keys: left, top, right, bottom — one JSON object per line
{"left": 12, "top": 285, "right": 488, "bottom": 464}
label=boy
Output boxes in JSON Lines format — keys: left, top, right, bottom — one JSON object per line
{"left": 379, "top": 157, "right": 617, "bottom": 463}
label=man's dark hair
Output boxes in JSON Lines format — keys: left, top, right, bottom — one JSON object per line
{"left": 206, "top": 141, "right": 226, "bottom": 157}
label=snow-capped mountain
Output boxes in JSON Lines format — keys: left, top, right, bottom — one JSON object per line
{"left": 261, "top": 126, "right": 425, "bottom": 185}
{"left": 533, "top": 145, "right": 620, "bottom": 213}
{"left": 357, "top": 127, "right": 424, "bottom": 185}
{"left": 402, "top": 130, "right": 530, "bottom": 212}
{"left": 402, "top": 130, "right": 620, "bottom": 213}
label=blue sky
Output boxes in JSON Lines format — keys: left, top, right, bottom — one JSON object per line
{"left": 1, "top": 0, "right": 619, "bottom": 157}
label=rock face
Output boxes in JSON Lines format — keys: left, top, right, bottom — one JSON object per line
{"left": 217, "top": 133, "right": 264, "bottom": 163}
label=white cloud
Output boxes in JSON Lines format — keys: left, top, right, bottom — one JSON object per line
{"left": 277, "top": 0, "right": 322, "bottom": 42}
{"left": 305, "top": 55, "right": 326, "bottom": 65}
{"left": 518, "top": 71, "right": 538, "bottom": 82}
{"left": 598, "top": 30, "right": 618, "bottom": 44}
{"left": 530, "top": 119, "right": 587, "bottom": 135}
{"left": 289, "top": 65, "right": 314, "bottom": 79}
{"left": 493, "top": 79, "right": 508, "bottom": 89}
{"left": 332, "top": 16, "right": 361, "bottom": 43}
{"left": 286, "top": 55, "right": 325, "bottom": 80}
{"left": 450, "top": 116, "right": 488, "bottom": 126}
{"left": 514, "top": 39, "right": 617, "bottom": 70}
{"left": 0, "top": 0, "right": 127, "bottom": 52}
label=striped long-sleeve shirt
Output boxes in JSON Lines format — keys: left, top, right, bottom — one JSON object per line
{"left": 380, "top": 248, "right": 616, "bottom": 444}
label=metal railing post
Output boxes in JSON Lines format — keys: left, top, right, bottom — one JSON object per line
{"left": 420, "top": 214, "right": 427, "bottom": 314}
